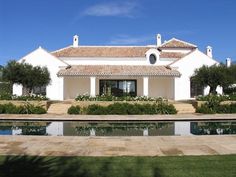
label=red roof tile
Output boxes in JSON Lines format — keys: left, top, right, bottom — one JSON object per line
{"left": 58, "top": 65, "right": 181, "bottom": 77}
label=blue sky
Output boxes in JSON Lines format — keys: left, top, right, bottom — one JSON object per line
{"left": 0, "top": 0, "right": 236, "bottom": 65}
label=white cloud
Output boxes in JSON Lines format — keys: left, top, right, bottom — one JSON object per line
{"left": 108, "top": 35, "right": 153, "bottom": 45}
{"left": 82, "top": 2, "right": 137, "bottom": 17}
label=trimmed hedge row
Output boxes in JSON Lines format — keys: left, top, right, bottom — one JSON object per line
{"left": 0, "top": 103, "right": 46, "bottom": 114}
{"left": 196, "top": 103, "right": 236, "bottom": 114}
{"left": 68, "top": 102, "right": 177, "bottom": 115}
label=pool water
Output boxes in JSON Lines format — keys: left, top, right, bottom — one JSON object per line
{"left": 0, "top": 121, "right": 235, "bottom": 136}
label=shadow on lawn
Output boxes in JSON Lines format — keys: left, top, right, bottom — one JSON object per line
{"left": 0, "top": 156, "right": 164, "bottom": 177}
{"left": 0, "top": 155, "right": 56, "bottom": 177}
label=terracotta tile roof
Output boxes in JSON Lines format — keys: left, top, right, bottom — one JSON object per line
{"left": 57, "top": 65, "right": 181, "bottom": 77}
{"left": 52, "top": 46, "right": 151, "bottom": 57}
{"left": 52, "top": 46, "right": 187, "bottom": 59}
{"left": 160, "top": 52, "right": 187, "bottom": 58}
{"left": 159, "top": 38, "right": 197, "bottom": 49}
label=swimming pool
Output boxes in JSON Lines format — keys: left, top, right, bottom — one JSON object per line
{"left": 0, "top": 120, "right": 235, "bottom": 136}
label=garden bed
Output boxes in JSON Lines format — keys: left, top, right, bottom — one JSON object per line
{"left": 0, "top": 100, "right": 49, "bottom": 110}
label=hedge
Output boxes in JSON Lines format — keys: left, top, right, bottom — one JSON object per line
{"left": 0, "top": 103, "right": 46, "bottom": 114}
{"left": 68, "top": 102, "right": 177, "bottom": 115}
{"left": 67, "top": 105, "right": 81, "bottom": 115}
{"left": 196, "top": 103, "right": 236, "bottom": 114}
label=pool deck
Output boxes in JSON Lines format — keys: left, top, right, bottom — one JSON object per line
{"left": 0, "top": 113, "right": 236, "bottom": 121}
{"left": 0, "top": 135, "right": 235, "bottom": 156}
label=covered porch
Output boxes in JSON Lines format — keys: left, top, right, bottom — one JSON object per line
{"left": 57, "top": 65, "right": 181, "bottom": 100}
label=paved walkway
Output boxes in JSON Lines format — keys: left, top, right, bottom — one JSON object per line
{"left": 0, "top": 114, "right": 236, "bottom": 121}
{"left": 0, "top": 135, "right": 236, "bottom": 156}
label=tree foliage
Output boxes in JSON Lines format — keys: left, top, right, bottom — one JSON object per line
{"left": 2, "top": 60, "right": 51, "bottom": 95}
{"left": 229, "top": 64, "right": 236, "bottom": 82}
{"left": 192, "top": 64, "right": 234, "bottom": 94}
{"left": 0, "top": 65, "right": 4, "bottom": 81}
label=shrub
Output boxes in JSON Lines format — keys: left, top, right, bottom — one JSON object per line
{"left": 0, "top": 82, "right": 12, "bottom": 95}
{"left": 156, "top": 103, "right": 177, "bottom": 114}
{"left": 84, "top": 102, "right": 177, "bottom": 115}
{"left": 86, "top": 104, "right": 108, "bottom": 115}
{"left": 196, "top": 103, "right": 236, "bottom": 114}
{"left": 0, "top": 93, "right": 12, "bottom": 100}
{"left": 0, "top": 103, "right": 46, "bottom": 114}
{"left": 196, "top": 104, "right": 216, "bottom": 114}
{"left": 107, "top": 103, "right": 129, "bottom": 115}
{"left": 67, "top": 106, "right": 81, "bottom": 115}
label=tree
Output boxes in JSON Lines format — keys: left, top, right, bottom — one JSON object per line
{"left": 229, "top": 64, "right": 236, "bottom": 82}
{"left": 2, "top": 60, "right": 51, "bottom": 95}
{"left": 192, "top": 64, "right": 234, "bottom": 94}
{"left": 0, "top": 65, "right": 3, "bottom": 81}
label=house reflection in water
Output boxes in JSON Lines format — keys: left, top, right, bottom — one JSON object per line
{"left": 0, "top": 121, "right": 235, "bottom": 136}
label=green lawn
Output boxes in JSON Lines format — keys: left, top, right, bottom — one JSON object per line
{"left": 0, "top": 155, "right": 235, "bottom": 177}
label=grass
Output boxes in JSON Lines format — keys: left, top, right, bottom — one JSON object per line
{"left": 0, "top": 155, "right": 235, "bottom": 177}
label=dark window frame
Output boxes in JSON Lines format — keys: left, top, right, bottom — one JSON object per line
{"left": 99, "top": 79, "right": 137, "bottom": 97}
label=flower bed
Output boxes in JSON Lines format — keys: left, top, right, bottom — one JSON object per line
{"left": 0, "top": 93, "right": 48, "bottom": 101}
{"left": 75, "top": 94, "right": 166, "bottom": 102}
{"left": 196, "top": 94, "right": 236, "bottom": 101}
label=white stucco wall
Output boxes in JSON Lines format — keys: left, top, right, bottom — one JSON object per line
{"left": 149, "top": 77, "right": 175, "bottom": 99}
{"left": 14, "top": 47, "right": 68, "bottom": 100}
{"left": 171, "top": 49, "right": 218, "bottom": 100}
{"left": 64, "top": 77, "right": 90, "bottom": 99}
{"left": 12, "top": 84, "right": 23, "bottom": 96}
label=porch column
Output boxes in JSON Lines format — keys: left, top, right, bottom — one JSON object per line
{"left": 143, "top": 77, "right": 149, "bottom": 97}
{"left": 90, "top": 77, "right": 96, "bottom": 97}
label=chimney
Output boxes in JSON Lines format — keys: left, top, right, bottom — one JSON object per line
{"left": 156, "top": 34, "right": 162, "bottom": 47}
{"left": 226, "top": 58, "right": 231, "bottom": 67}
{"left": 73, "top": 35, "right": 79, "bottom": 47}
{"left": 206, "top": 46, "right": 212, "bottom": 58}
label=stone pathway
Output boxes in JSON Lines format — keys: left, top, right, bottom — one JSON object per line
{"left": 0, "top": 135, "right": 235, "bottom": 156}
{"left": 0, "top": 113, "right": 236, "bottom": 121}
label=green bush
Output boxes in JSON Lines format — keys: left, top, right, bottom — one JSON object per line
{"left": 85, "top": 102, "right": 177, "bottom": 115}
{"left": 67, "top": 106, "right": 81, "bottom": 115}
{"left": 0, "top": 103, "right": 46, "bottom": 114}
{"left": 107, "top": 103, "right": 129, "bottom": 115}
{"left": 196, "top": 103, "right": 236, "bottom": 114}
{"left": 0, "top": 82, "right": 12, "bottom": 95}
{"left": 196, "top": 104, "right": 216, "bottom": 114}
{"left": 86, "top": 104, "right": 108, "bottom": 115}
{"left": 0, "top": 93, "right": 12, "bottom": 100}
{"left": 156, "top": 103, "right": 178, "bottom": 114}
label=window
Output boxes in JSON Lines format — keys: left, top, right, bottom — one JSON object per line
{"left": 33, "top": 86, "right": 46, "bottom": 96}
{"left": 99, "top": 80, "right": 137, "bottom": 97}
{"left": 149, "top": 54, "right": 156, "bottom": 64}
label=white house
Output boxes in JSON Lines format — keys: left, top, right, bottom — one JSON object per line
{"left": 13, "top": 34, "right": 221, "bottom": 100}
